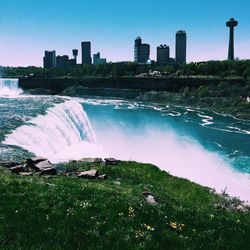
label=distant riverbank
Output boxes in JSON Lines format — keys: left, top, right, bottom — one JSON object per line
{"left": 19, "top": 76, "right": 245, "bottom": 93}
{"left": 19, "top": 76, "right": 250, "bottom": 120}
{"left": 136, "top": 91, "right": 250, "bottom": 120}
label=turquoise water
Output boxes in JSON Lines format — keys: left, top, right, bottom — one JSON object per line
{"left": 82, "top": 100, "right": 250, "bottom": 174}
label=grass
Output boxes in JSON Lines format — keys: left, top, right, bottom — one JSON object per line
{"left": 0, "top": 161, "right": 249, "bottom": 250}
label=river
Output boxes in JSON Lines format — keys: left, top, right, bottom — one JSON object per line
{"left": 0, "top": 78, "right": 250, "bottom": 201}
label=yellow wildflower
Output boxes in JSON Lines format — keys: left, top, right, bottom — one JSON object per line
{"left": 144, "top": 224, "right": 155, "bottom": 231}
{"left": 128, "top": 207, "right": 135, "bottom": 217}
{"left": 170, "top": 222, "right": 178, "bottom": 230}
{"left": 170, "top": 222, "right": 184, "bottom": 231}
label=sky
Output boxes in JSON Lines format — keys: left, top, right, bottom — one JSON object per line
{"left": 0, "top": 0, "right": 250, "bottom": 67}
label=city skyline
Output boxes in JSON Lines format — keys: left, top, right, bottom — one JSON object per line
{"left": 43, "top": 33, "right": 182, "bottom": 68}
{"left": 1, "top": 0, "right": 250, "bottom": 66}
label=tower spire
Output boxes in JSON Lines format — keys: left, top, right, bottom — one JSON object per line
{"left": 226, "top": 18, "right": 238, "bottom": 60}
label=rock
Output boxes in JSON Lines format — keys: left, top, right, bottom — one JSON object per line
{"left": 97, "top": 174, "right": 108, "bottom": 180}
{"left": 0, "top": 161, "right": 20, "bottom": 168}
{"left": 19, "top": 172, "right": 33, "bottom": 176}
{"left": 78, "top": 170, "right": 99, "bottom": 179}
{"left": 31, "top": 160, "right": 51, "bottom": 171}
{"left": 236, "top": 204, "right": 250, "bottom": 213}
{"left": 40, "top": 168, "right": 57, "bottom": 175}
{"left": 105, "top": 158, "right": 121, "bottom": 165}
{"left": 79, "top": 158, "right": 103, "bottom": 163}
{"left": 10, "top": 165, "right": 27, "bottom": 173}
{"left": 95, "top": 158, "right": 104, "bottom": 163}
{"left": 27, "top": 159, "right": 57, "bottom": 175}
{"left": 26, "top": 157, "right": 47, "bottom": 166}
{"left": 143, "top": 192, "right": 158, "bottom": 205}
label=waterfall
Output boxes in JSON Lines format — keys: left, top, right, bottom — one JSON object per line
{"left": 4, "top": 100, "right": 105, "bottom": 162}
{"left": 0, "top": 78, "right": 23, "bottom": 97}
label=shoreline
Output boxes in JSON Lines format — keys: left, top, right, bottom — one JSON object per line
{"left": 22, "top": 88, "right": 250, "bottom": 121}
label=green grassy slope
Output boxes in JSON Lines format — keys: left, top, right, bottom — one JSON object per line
{"left": 0, "top": 161, "right": 249, "bottom": 250}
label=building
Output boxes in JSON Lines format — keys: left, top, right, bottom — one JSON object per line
{"left": 134, "top": 37, "right": 150, "bottom": 64}
{"left": 157, "top": 45, "right": 170, "bottom": 65}
{"left": 56, "top": 55, "right": 69, "bottom": 68}
{"left": 226, "top": 18, "right": 238, "bottom": 60}
{"left": 72, "top": 49, "right": 78, "bottom": 64}
{"left": 43, "top": 50, "right": 56, "bottom": 69}
{"left": 93, "top": 52, "right": 107, "bottom": 65}
{"left": 175, "top": 30, "right": 187, "bottom": 64}
{"left": 81, "top": 41, "right": 92, "bottom": 64}
{"left": 56, "top": 55, "right": 76, "bottom": 68}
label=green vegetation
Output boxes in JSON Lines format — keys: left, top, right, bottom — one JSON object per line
{"left": 137, "top": 80, "right": 250, "bottom": 119}
{"left": 2, "top": 60, "right": 250, "bottom": 78}
{"left": 0, "top": 161, "right": 249, "bottom": 249}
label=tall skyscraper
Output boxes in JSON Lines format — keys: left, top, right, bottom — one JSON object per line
{"left": 81, "top": 41, "right": 92, "bottom": 64}
{"left": 175, "top": 31, "right": 187, "bottom": 64}
{"left": 134, "top": 37, "right": 150, "bottom": 64}
{"left": 43, "top": 50, "right": 56, "bottom": 69}
{"left": 157, "top": 45, "right": 170, "bottom": 65}
{"left": 226, "top": 18, "right": 238, "bottom": 60}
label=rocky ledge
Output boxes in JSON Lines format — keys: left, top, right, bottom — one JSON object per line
{"left": 0, "top": 157, "right": 121, "bottom": 180}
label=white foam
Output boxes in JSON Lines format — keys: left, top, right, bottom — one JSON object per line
{"left": 0, "top": 78, "right": 23, "bottom": 97}
{"left": 3, "top": 100, "right": 104, "bottom": 163}
{"left": 226, "top": 126, "right": 250, "bottom": 135}
{"left": 197, "top": 113, "right": 214, "bottom": 126}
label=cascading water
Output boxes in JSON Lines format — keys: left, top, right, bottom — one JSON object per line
{"left": 4, "top": 100, "right": 105, "bottom": 163}
{"left": 0, "top": 78, "right": 23, "bottom": 97}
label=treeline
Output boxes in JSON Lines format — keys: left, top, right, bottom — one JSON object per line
{"left": 182, "top": 81, "right": 250, "bottom": 99}
{"left": 179, "top": 82, "right": 250, "bottom": 119}
{"left": 181, "top": 60, "right": 250, "bottom": 78}
{"left": 1, "top": 63, "right": 159, "bottom": 78}
{"left": 1, "top": 60, "right": 250, "bottom": 78}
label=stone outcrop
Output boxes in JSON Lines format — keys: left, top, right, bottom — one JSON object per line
{"left": 77, "top": 170, "right": 108, "bottom": 180}
{"left": 0, "top": 158, "right": 57, "bottom": 176}
{"left": 26, "top": 158, "right": 57, "bottom": 175}
{"left": 78, "top": 170, "right": 99, "bottom": 179}
{"left": 1, "top": 157, "right": 112, "bottom": 180}
{"left": 26, "top": 157, "right": 47, "bottom": 166}
{"left": 79, "top": 158, "right": 103, "bottom": 163}
{"left": 105, "top": 158, "right": 121, "bottom": 165}
{"left": 143, "top": 192, "right": 158, "bottom": 205}
{"left": 10, "top": 165, "right": 28, "bottom": 173}
{"left": 0, "top": 161, "right": 20, "bottom": 168}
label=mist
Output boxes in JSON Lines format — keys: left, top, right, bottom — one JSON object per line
{"left": 94, "top": 125, "right": 250, "bottom": 202}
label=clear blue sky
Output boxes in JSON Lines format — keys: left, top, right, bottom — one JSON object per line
{"left": 1, "top": 0, "right": 250, "bottom": 66}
